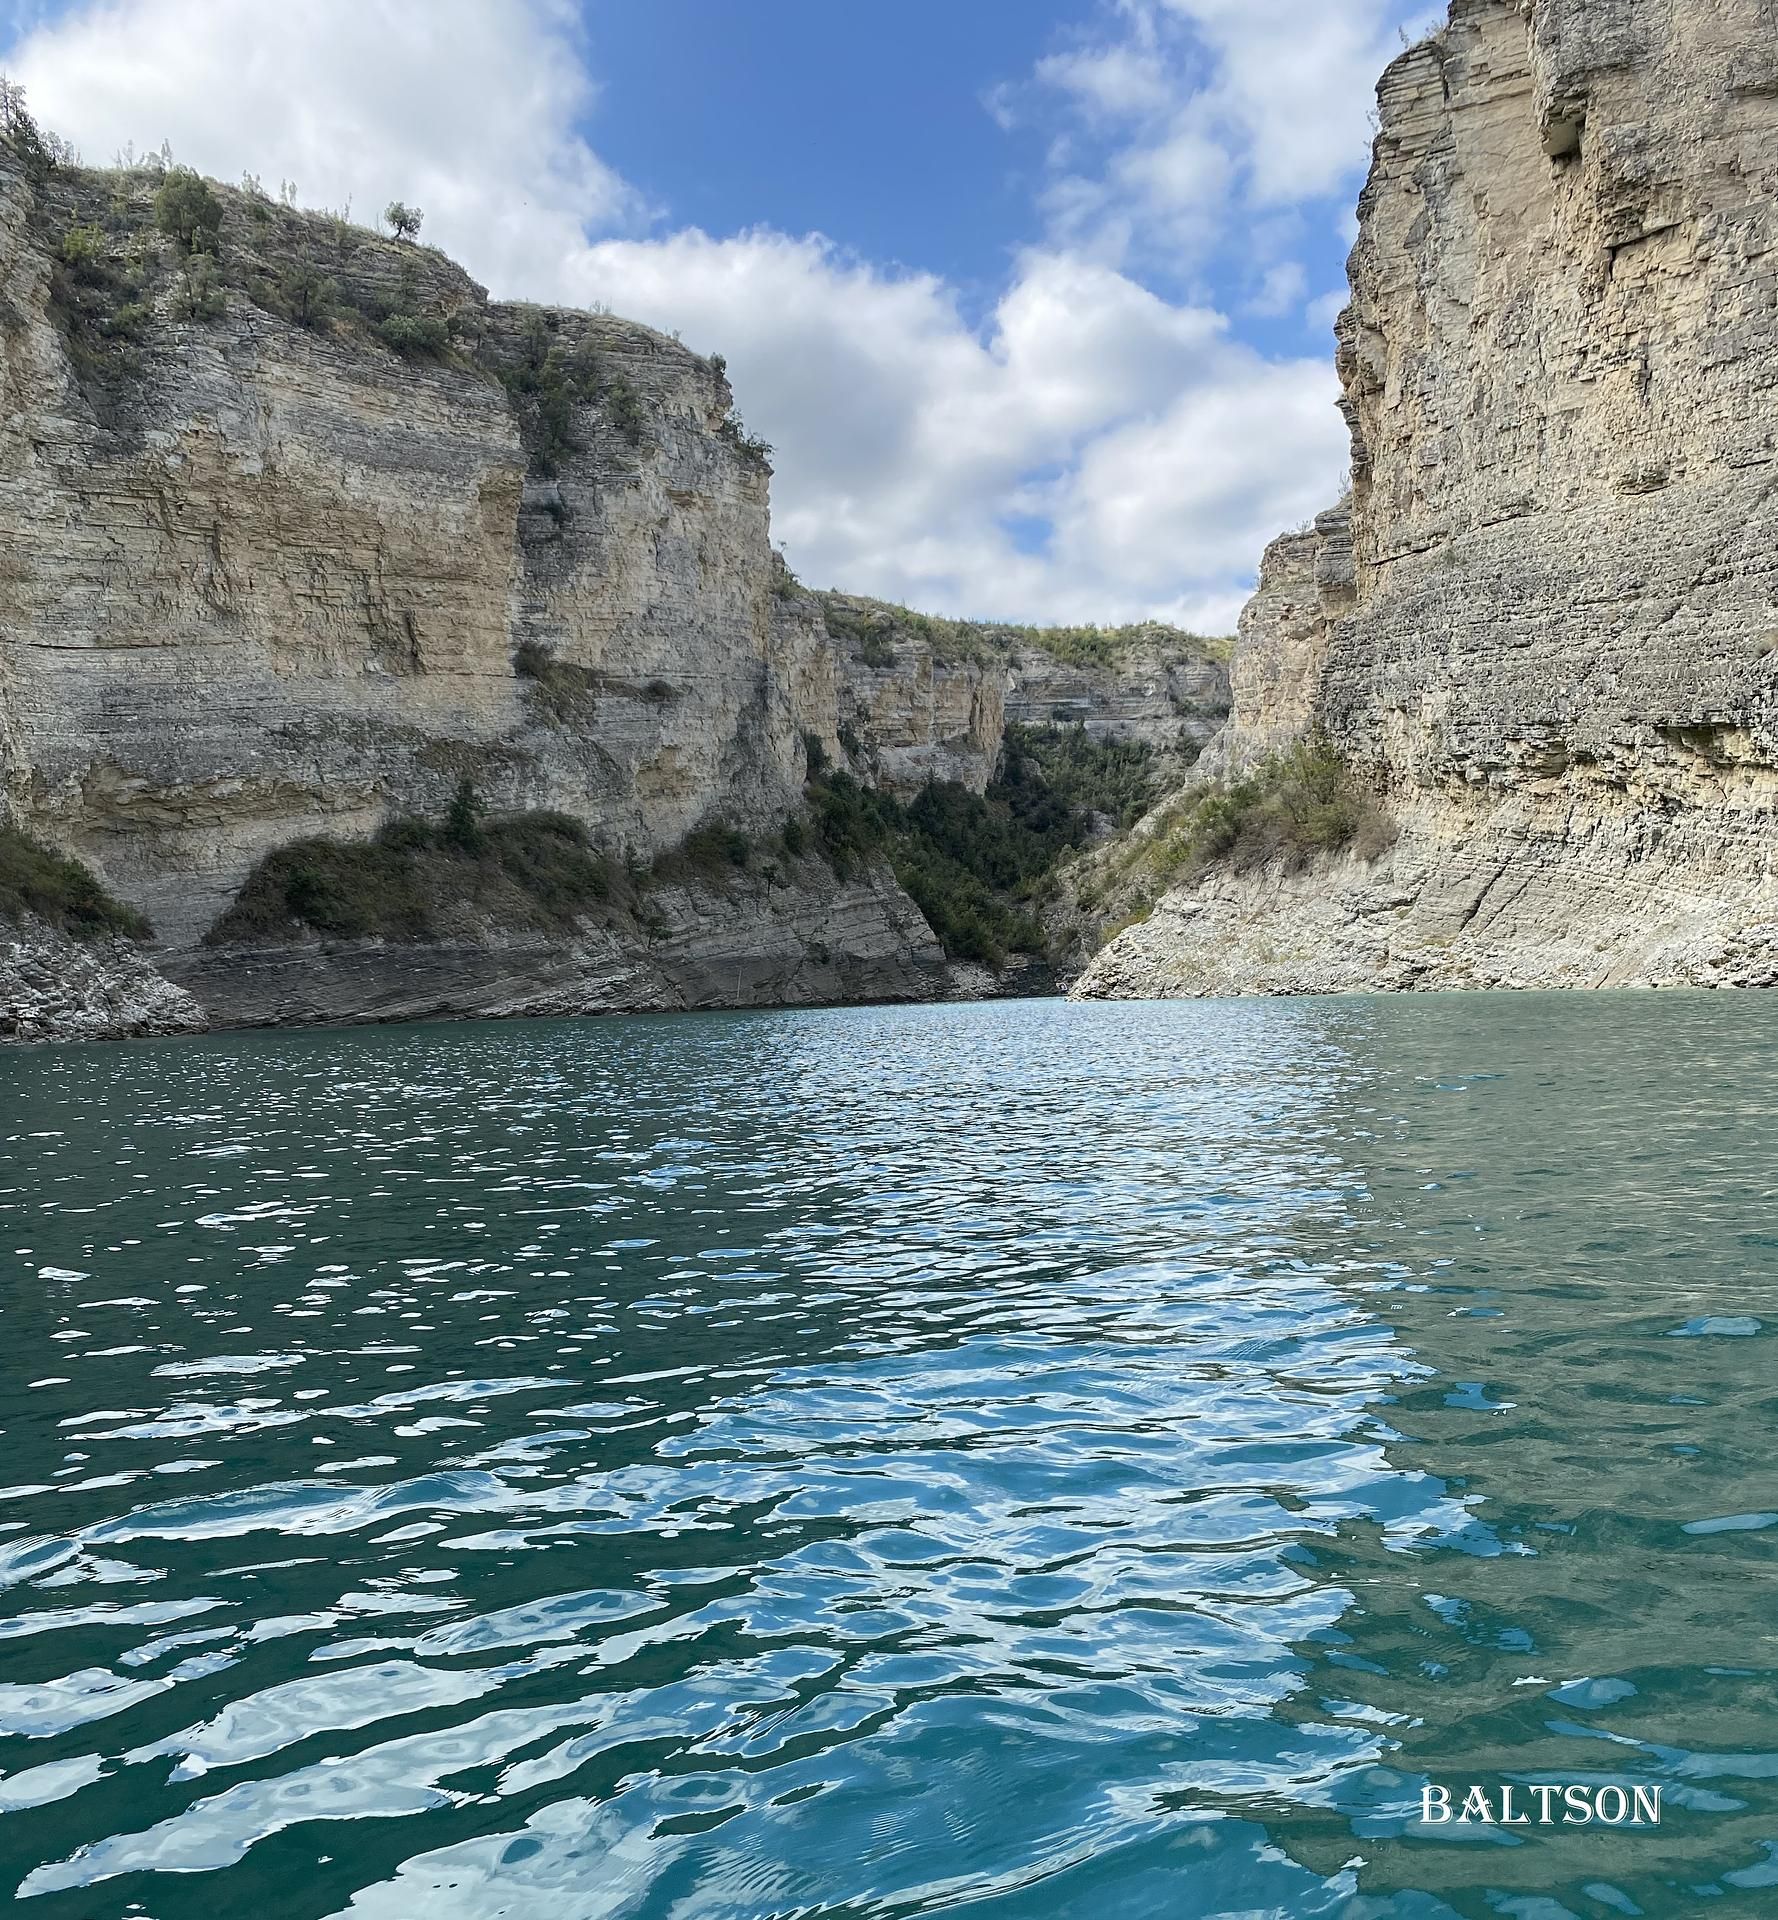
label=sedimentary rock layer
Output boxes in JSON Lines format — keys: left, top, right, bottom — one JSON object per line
{"left": 0, "top": 151, "right": 1221, "bottom": 1035}
{"left": 1079, "top": 0, "right": 1778, "bottom": 1000}
{"left": 0, "top": 917, "right": 204, "bottom": 1041}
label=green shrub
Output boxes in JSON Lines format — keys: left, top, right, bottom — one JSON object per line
{"left": 207, "top": 807, "right": 614, "bottom": 946}
{"left": 170, "top": 252, "right": 223, "bottom": 321}
{"left": 814, "top": 591, "right": 1231, "bottom": 672}
{"left": 488, "top": 317, "right": 647, "bottom": 472}
{"left": 0, "top": 80, "right": 62, "bottom": 187}
{"left": 719, "top": 410, "right": 772, "bottom": 469}
{"left": 59, "top": 222, "right": 107, "bottom": 276}
{"left": 153, "top": 167, "right": 222, "bottom": 254}
{"left": 44, "top": 199, "right": 154, "bottom": 385}
{"left": 444, "top": 777, "right": 484, "bottom": 851}
{"left": 1001, "top": 722, "right": 1159, "bottom": 830}
{"left": 0, "top": 823, "right": 151, "bottom": 941}
{"left": 276, "top": 260, "right": 336, "bottom": 330}
{"left": 651, "top": 821, "right": 753, "bottom": 884}
{"left": 383, "top": 200, "right": 423, "bottom": 242}
{"left": 512, "top": 643, "right": 599, "bottom": 722}
{"left": 1148, "top": 736, "right": 1395, "bottom": 882}
{"left": 607, "top": 381, "right": 646, "bottom": 446}
{"left": 377, "top": 310, "right": 448, "bottom": 356}
{"left": 787, "top": 726, "right": 1168, "bottom": 969}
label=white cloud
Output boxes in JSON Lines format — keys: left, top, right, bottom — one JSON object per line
{"left": 1031, "top": 0, "right": 1440, "bottom": 265}
{"left": 1306, "top": 288, "right": 1349, "bottom": 337}
{"left": 4, "top": 0, "right": 1370, "bottom": 631}
{"left": 1034, "top": 41, "right": 1175, "bottom": 122}
{"left": 1246, "top": 261, "right": 1308, "bottom": 318}
{"left": 9, "top": 0, "right": 649, "bottom": 295}
{"left": 566, "top": 231, "right": 1347, "bottom": 628}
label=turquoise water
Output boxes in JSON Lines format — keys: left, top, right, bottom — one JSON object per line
{"left": 0, "top": 995, "right": 1774, "bottom": 1919}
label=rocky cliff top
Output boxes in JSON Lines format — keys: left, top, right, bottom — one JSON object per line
{"left": 30, "top": 150, "right": 734, "bottom": 453}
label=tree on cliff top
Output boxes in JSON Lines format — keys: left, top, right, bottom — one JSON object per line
{"left": 0, "top": 77, "right": 74, "bottom": 186}
{"left": 384, "top": 200, "right": 423, "bottom": 242}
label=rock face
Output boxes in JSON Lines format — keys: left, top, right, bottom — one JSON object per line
{"left": 814, "top": 594, "right": 1007, "bottom": 798}
{"left": 0, "top": 158, "right": 811, "bottom": 958}
{"left": 1002, "top": 630, "right": 1229, "bottom": 770}
{"left": 0, "top": 917, "right": 205, "bottom": 1042}
{"left": 1079, "top": 0, "right": 1778, "bottom": 1001}
{"left": 0, "top": 151, "right": 1229, "bottom": 1038}
{"left": 814, "top": 594, "right": 1228, "bottom": 798}
{"left": 176, "top": 859, "right": 947, "bottom": 1029}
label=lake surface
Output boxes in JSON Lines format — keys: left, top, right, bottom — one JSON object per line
{"left": 1, "top": 995, "right": 1774, "bottom": 1919}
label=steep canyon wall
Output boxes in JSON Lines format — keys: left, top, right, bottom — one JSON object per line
{"left": 0, "top": 151, "right": 1225, "bottom": 1035}
{"left": 1081, "top": 0, "right": 1778, "bottom": 998}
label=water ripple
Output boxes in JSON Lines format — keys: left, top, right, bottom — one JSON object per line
{"left": 1, "top": 995, "right": 1775, "bottom": 1917}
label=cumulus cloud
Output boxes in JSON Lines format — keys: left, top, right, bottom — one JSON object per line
{"left": 3, "top": 0, "right": 1372, "bottom": 629}
{"left": 1029, "top": 0, "right": 1440, "bottom": 271}
{"left": 8, "top": 0, "right": 649, "bottom": 298}
{"left": 569, "top": 233, "right": 1347, "bottom": 627}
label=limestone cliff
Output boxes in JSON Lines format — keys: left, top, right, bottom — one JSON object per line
{"left": 1079, "top": 0, "right": 1778, "bottom": 1000}
{"left": 0, "top": 156, "right": 814, "bottom": 951}
{"left": 809, "top": 591, "right": 1227, "bottom": 798}
{"left": 0, "top": 141, "right": 1225, "bottom": 1038}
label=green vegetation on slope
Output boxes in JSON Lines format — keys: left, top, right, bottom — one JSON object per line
{"left": 487, "top": 309, "right": 647, "bottom": 476}
{"left": 802, "top": 722, "right": 1166, "bottom": 968}
{"left": 207, "top": 798, "right": 614, "bottom": 945}
{"left": 1146, "top": 736, "right": 1395, "bottom": 883}
{"left": 1067, "top": 736, "right": 1397, "bottom": 945}
{"left": 199, "top": 727, "right": 1173, "bottom": 970}
{"left": 0, "top": 823, "right": 151, "bottom": 941}
{"left": 0, "top": 88, "right": 664, "bottom": 470}
{"left": 816, "top": 591, "right": 1232, "bottom": 672}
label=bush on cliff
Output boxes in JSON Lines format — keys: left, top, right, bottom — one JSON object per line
{"left": 152, "top": 167, "right": 222, "bottom": 254}
{"left": 492, "top": 313, "right": 648, "bottom": 473}
{"left": 0, "top": 824, "right": 151, "bottom": 941}
{"left": 648, "top": 821, "right": 754, "bottom": 885}
{"left": 207, "top": 808, "right": 613, "bottom": 945}
{"left": 1150, "top": 736, "right": 1396, "bottom": 884}
{"left": 376, "top": 310, "right": 449, "bottom": 357}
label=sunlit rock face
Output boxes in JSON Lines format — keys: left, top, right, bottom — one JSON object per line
{"left": 0, "top": 157, "right": 809, "bottom": 954}
{"left": 1080, "top": 0, "right": 1778, "bottom": 1000}
{"left": 0, "top": 158, "right": 985, "bottom": 1024}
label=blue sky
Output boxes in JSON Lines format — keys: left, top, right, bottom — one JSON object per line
{"left": 4, "top": 0, "right": 1435, "bottom": 630}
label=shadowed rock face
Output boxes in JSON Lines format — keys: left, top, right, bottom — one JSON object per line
{"left": 1079, "top": 0, "right": 1778, "bottom": 1000}
{"left": 806, "top": 593, "right": 1229, "bottom": 800}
